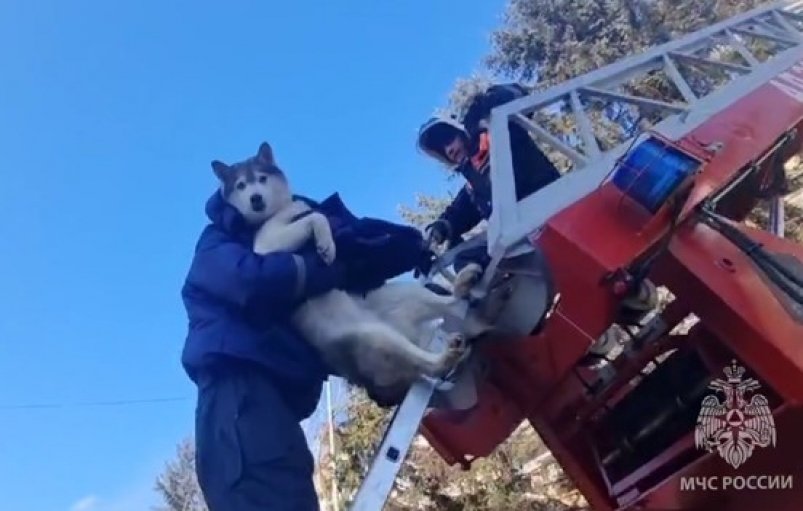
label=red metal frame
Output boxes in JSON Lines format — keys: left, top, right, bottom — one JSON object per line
{"left": 420, "top": 57, "right": 803, "bottom": 510}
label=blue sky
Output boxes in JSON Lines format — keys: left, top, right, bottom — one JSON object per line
{"left": 0, "top": 1, "right": 506, "bottom": 509}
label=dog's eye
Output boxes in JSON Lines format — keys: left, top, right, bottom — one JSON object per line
{"left": 258, "top": 175, "right": 267, "bottom": 183}
{"left": 236, "top": 182, "right": 246, "bottom": 191}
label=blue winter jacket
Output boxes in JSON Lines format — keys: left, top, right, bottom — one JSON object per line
{"left": 181, "top": 191, "right": 425, "bottom": 420}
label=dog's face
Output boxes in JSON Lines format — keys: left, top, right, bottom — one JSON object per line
{"left": 212, "top": 142, "right": 292, "bottom": 225}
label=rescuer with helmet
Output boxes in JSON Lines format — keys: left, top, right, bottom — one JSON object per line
{"left": 417, "top": 83, "right": 656, "bottom": 362}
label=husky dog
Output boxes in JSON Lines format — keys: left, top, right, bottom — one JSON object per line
{"left": 211, "top": 142, "right": 480, "bottom": 393}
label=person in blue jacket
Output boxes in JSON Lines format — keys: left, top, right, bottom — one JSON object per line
{"left": 181, "top": 144, "right": 431, "bottom": 510}
{"left": 416, "top": 83, "right": 561, "bottom": 290}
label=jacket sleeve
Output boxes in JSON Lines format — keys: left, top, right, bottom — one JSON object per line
{"left": 188, "top": 228, "right": 341, "bottom": 309}
{"left": 439, "top": 186, "right": 483, "bottom": 243}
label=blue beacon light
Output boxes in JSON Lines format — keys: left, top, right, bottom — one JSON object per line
{"left": 611, "top": 137, "right": 701, "bottom": 213}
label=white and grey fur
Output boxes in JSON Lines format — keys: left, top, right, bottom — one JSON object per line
{"left": 212, "top": 142, "right": 486, "bottom": 396}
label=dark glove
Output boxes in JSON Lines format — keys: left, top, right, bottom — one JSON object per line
{"left": 413, "top": 246, "right": 437, "bottom": 279}
{"left": 424, "top": 219, "right": 451, "bottom": 247}
{"left": 331, "top": 225, "right": 361, "bottom": 260}
{"left": 340, "top": 257, "right": 386, "bottom": 294}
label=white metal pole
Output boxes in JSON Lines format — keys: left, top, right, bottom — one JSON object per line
{"left": 326, "top": 378, "right": 340, "bottom": 511}
{"left": 769, "top": 196, "right": 786, "bottom": 237}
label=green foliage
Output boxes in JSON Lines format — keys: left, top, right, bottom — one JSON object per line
{"left": 442, "top": 74, "right": 495, "bottom": 120}
{"left": 487, "top": 0, "right": 656, "bottom": 85}
{"left": 398, "top": 193, "right": 454, "bottom": 230}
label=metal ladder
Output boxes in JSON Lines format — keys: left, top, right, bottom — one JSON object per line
{"left": 348, "top": 2, "right": 803, "bottom": 509}
{"left": 349, "top": 291, "right": 474, "bottom": 511}
{"left": 349, "top": 376, "right": 440, "bottom": 511}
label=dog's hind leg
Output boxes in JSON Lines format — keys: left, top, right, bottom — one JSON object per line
{"left": 364, "top": 282, "right": 492, "bottom": 340}
{"left": 364, "top": 282, "right": 457, "bottom": 323}
{"left": 345, "top": 322, "right": 465, "bottom": 386}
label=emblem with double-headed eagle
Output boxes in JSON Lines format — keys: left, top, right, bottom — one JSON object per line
{"left": 694, "top": 360, "right": 776, "bottom": 469}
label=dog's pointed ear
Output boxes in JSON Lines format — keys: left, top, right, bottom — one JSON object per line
{"left": 211, "top": 160, "right": 230, "bottom": 182}
{"left": 256, "top": 142, "right": 275, "bottom": 166}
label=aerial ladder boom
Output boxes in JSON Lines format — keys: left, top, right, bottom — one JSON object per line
{"left": 350, "top": 2, "right": 803, "bottom": 509}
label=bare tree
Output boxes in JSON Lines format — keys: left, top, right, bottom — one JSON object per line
{"left": 154, "top": 438, "right": 208, "bottom": 511}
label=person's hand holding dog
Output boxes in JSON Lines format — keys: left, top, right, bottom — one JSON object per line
{"left": 424, "top": 219, "right": 450, "bottom": 250}
{"left": 413, "top": 240, "right": 437, "bottom": 279}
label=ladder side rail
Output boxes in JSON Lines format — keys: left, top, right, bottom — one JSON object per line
{"left": 350, "top": 378, "right": 439, "bottom": 511}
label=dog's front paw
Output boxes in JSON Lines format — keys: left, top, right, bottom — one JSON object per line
{"left": 447, "top": 332, "right": 467, "bottom": 352}
{"left": 453, "top": 263, "right": 483, "bottom": 298}
{"left": 311, "top": 213, "right": 336, "bottom": 265}
{"left": 436, "top": 333, "right": 467, "bottom": 377}
{"left": 317, "top": 237, "right": 336, "bottom": 265}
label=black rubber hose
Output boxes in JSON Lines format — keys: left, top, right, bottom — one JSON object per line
{"left": 698, "top": 207, "right": 803, "bottom": 304}
{"left": 701, "top": 209, "right": 803, "bottom": 288}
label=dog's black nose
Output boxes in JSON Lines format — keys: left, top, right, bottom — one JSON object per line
{"left": 250, "top": 194, "right": 265, "bottom": 211}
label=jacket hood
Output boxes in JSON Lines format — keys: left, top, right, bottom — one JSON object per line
{"left": 205, "top": 190, "right": 255, "bottom": 239}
